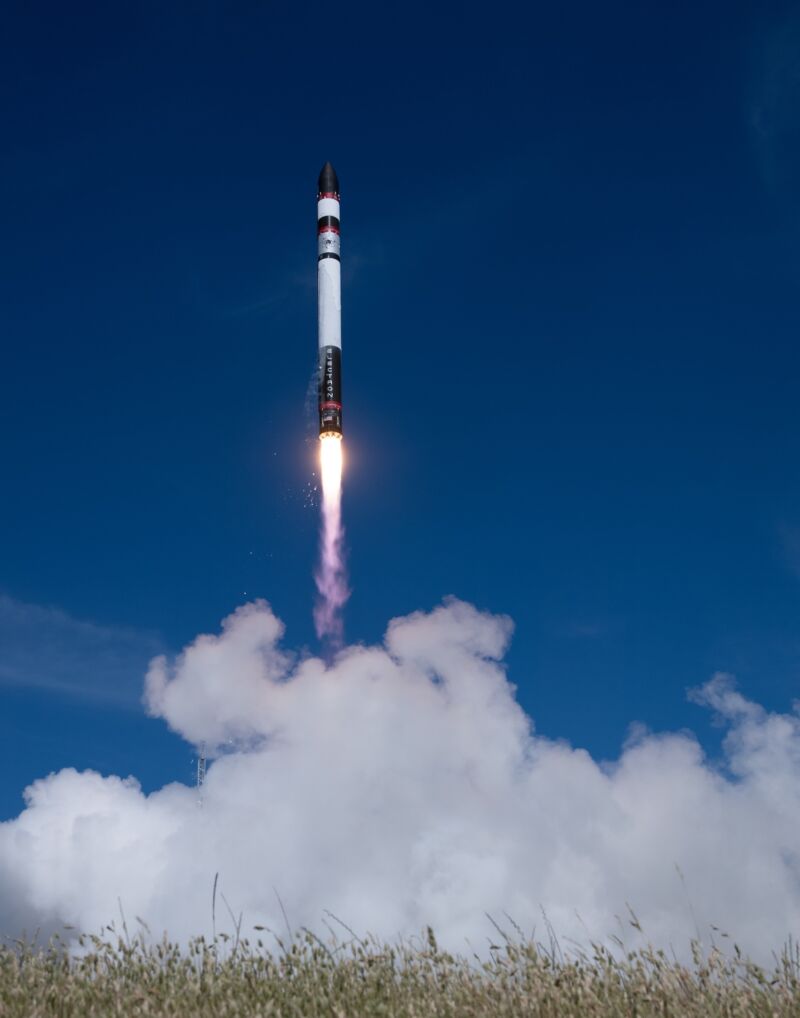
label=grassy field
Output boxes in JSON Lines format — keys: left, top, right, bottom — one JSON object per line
{"left": 2, "top": 927, "right": 800, "bottom": 1017}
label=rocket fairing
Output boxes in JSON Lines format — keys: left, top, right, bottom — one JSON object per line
{"left": 317, "top": 162, "right": 343, "bottom": 439}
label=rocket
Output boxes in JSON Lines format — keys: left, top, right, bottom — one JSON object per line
{"left": 317, "top": 162, "right": 343, "bottom": 439}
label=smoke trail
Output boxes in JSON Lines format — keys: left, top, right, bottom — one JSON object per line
{"left": 314, "top": 435, "right": 349, "bottom": 644}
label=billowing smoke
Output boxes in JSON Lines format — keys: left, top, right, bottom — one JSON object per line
{"left": 2, "top": 597, "right": 800, "bottom": 960}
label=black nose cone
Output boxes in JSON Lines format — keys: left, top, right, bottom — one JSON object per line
{"left": 318, "top": 161, "right": 339, "bottom": 196}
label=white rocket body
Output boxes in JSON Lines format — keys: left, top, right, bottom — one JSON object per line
{"left": 317, "top": 197, "right": 341, "bottom": 351}
{"left": 317, "top": 165, "right": 343, "bottom": 437}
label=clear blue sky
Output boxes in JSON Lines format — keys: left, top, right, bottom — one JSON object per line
{"left": 2, "top": 0, "right": 799, "bottom": 819}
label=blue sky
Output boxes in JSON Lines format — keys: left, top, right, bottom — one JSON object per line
{"left": 2, "top": 0, "right": 800, "bottom": 820}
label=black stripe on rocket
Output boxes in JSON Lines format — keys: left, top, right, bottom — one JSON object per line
{"left": 319, "top": 345, "right": 343, "bottom": 436}
{"left": 317, "top": 215, "right": 340, "bottom": 232}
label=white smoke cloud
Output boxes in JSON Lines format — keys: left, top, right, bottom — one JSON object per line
{"left": 2, "top": 597, "right": 800, "bottom": 959}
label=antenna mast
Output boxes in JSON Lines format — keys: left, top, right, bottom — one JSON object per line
{"left": 196, "top": 743, "right": 207, "bottom": 807}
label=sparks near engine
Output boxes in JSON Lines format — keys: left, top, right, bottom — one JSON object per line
{"left": 317, "top": 162, "right": 343, "bottom": 439}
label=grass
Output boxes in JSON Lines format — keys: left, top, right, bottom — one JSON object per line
{"left": 2, "top": 925, "right": 800, "bottom": 1017}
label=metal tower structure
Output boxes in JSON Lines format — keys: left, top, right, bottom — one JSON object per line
{"left": 196, "top": 743, "right": 206, "bottom": 807}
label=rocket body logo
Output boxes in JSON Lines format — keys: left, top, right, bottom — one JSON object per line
{"left": 318, "top": 345, "right": 342, "bottom": 434}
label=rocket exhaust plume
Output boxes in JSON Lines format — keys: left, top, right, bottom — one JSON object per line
{"left": 314, "top": 163, "right": 348, "bottom": 643}
{"left": 314, "top": 434, "right": 348, "bottom": 643}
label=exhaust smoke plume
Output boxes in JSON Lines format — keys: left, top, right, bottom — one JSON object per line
{"left": 314, "top": 435, "right": 348, "bottom": 644}
{"left": 2, "top": 597, "right": 800, "bottom": 961}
